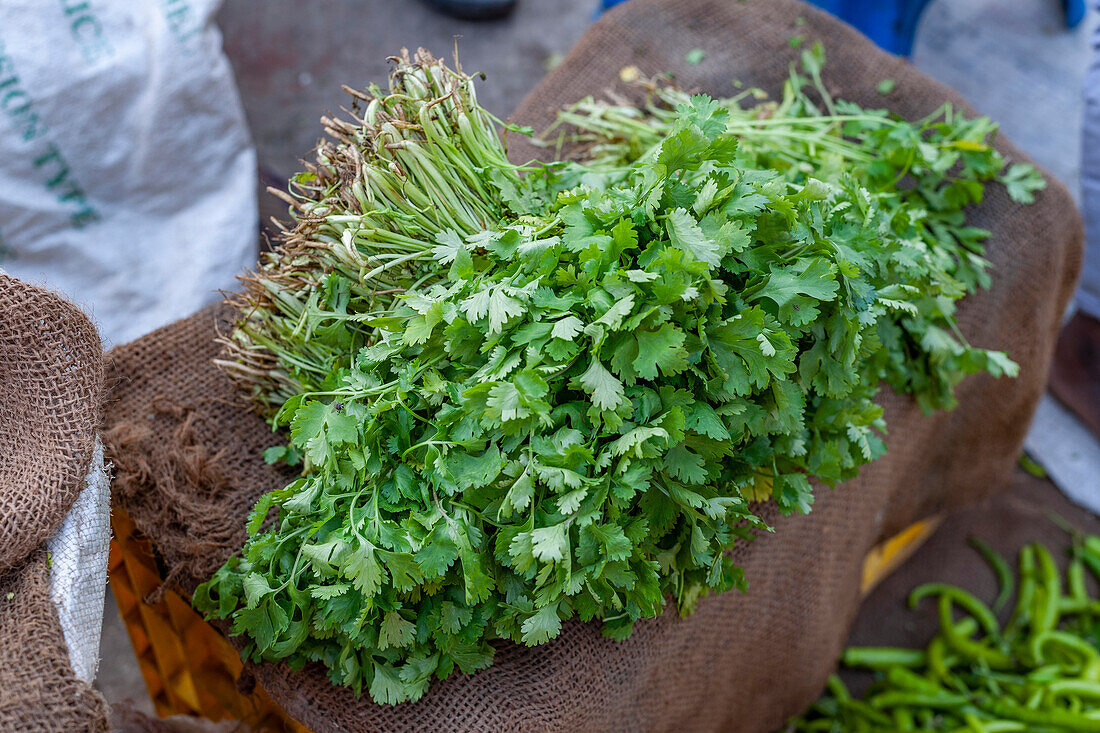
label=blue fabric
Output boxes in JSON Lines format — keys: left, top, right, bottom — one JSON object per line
{"left": 1066, "top": 0, "right": 1087, "bottom": 29}
{"left": 597, "top": 0, "right": 931, "bottom": 55}
{"left": 599, "top": 0, "right": 1084, "bottom": 55}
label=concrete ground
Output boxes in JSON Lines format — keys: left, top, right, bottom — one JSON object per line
{"left": 94, "top": 0, "right": 1099, "bottom": 721}
{"left": 215, "top": 0, "right": 596, "bottom": 178}
{"left": 912, "top": 0, "right": 1095, "bottom": 197}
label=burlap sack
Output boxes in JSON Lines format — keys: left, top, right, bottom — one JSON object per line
{"left": 101, "top": 0, "right": 1083, "bottom": 730}
{"left": 0, "top": 273, "right": 108, "bottom": 731}
{"left": 1, "top": 274, "right": 103, "bottom": 574}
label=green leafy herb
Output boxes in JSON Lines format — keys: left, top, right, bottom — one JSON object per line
{"left": 195, "top": 47, "right": 1042, "bottom": 706}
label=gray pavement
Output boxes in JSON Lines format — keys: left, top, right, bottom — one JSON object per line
{"left": 911, "top": 0, "right": 1095, "bottom": 196}
{"left": 215, "top": 0, "right": 597, "bottom": 177}
{"left": 95, "top": 0, "right": 1097, "bottom": 721}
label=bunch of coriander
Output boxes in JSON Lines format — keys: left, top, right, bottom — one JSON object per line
{"left": 195, "top": 47, "right": 1041, "bottom": 705}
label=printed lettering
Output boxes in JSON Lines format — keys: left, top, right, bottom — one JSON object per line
{"left": 33, "top": 144, "right": 70, "bottom": 188}
{"left": 2, "top": 89, "right": 31, "bottom": 116}
{"left": 0, "top": 47, "right": 47, "bottom": 140}
{"left": 59, "top": 0, "right": 115, "bottom": 63}
{"left": 0, "top": 33, "right": 101, "bottom": 229}
{"left": 161, "top": 0, "right": 200, "bottom": 46}
{"left": 70, "top": 205, "right": 99, "bottom": 229}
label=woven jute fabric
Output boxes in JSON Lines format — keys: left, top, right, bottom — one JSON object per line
{"left": 0, "top": 273, "right": 104, "bottom": 574}
{"left": 102, "top": 0, "right": 1083, "bottom": 730}
{"left": 0, "top": 274, "right": 108, "bottom": 730}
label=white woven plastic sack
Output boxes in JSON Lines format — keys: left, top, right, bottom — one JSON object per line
{"left": 0, "top": 0, "right": 256, "bottom": 347}
{"left": 46, "top": 437, "right": 111, "bottom": 684}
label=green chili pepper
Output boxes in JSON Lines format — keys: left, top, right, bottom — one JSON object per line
{"left": 1031, "top": 544, "right": 1062, "bottom": 635}
{"left": 1048, "top": 680, "right": 1100, "bottom": 704}
{"left": 868, "top": 689, "right": 969, "bottom": 709}
{"left": 928, "top": 635, "right": 954, "bottom": 681}
{"left": 1059, "top": 598, "right": 1100, "bottom": 614}
{"left": 835, "top": 698, "right": 893, "bottom": 727}
{"left": 1030, "top": 630, "right": 1099, "bottom": 670}
{"left": 891, "top": 706, "right": 915, "bottom": 729}
{"left": 841, "top": 647, "right": 926, "bottom": 669}
{"left": 886, "top": 666, "right": 952, "bottom": 695}
{"left": 945, "top": 722, "right": 1025, "bottom": 733}
{"left": 1080, "top": 546, "right": 1100, "bottom": 582}
{"left": 969, "top": 537, "right": 1015, "bottom": 614}
{"left": 1006, "top": 545, "right": 1036, "bottom": 638}
{"left": 790, "top": 534, "right": 1100, "bottom": 732}
{"left": 911, "top": 584, "right": 1002, "bottom": 640}
{"left": 976, "top": 696, "right": 1100, "bottom": 731}
{"left": 1069, "top": 558, "right": 1089, "bottom": 603}
{"left": 825, "top": 674, "right": 850, "bottom": 702}
{"left": 938, "top": 595, "right": 1014, "bottom": 670}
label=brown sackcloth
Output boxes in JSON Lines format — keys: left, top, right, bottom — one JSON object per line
{"left": 0, "top": 273, "right": 108, "bottom": 731}
{"left": 101, "top": 0, "right": 1084, "bottom": 730}
{"left": 0, "top": 273, "right": 104, "bottom": 574}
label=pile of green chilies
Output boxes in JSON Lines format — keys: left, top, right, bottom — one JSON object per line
{"left": 789, "top": 531, "right": 1100, "bottom": 732}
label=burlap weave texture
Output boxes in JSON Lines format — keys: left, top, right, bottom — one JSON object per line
{"left": 0, "top": 272, "right": 108, "bottom": 731}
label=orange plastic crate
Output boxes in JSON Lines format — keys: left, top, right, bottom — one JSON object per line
{"left": 108, "top": 508, "right": 308, "bottom": 731}
{"left": 108, "top": 506, "right": 937, "bottom": 729}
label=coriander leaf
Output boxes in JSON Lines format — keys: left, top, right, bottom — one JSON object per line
{"left": 460, "top": 289, "right": 491, "bottom": 322}
{"left": 432, "top": 229, "right": 467, "bottom": 264}
{"left": 520, "top": 603, "right": 563, "bottom": 645}
{"left": 235, "top": 600, "right": 288, "bottom": 652}
{"left": 370, "top": 662, "right": 409, "bottom": 705}
{"left": 667, "top": 208, "right": 722, "bottom": 267}
{"left": 685, "top": 402, "right": 731, "bottom": 440}
{"left": 753, "top": 259, "right": 839, "bottom": 307}
{"left": 587, "top": 523, "right": 632, "bottom": 562}
{"left": 262, "top": 445, "right": 287, "bottom": 464}
{"left": 999, "top": 163, "right": 1046, "bottom": 204}
{"left": 415, "top": 535, "right": 459, "bottom": 579}
{"left": 576, "top": 358, "right": 626, "bottom": 412}
{"left": 663, "top": 444, "right": 708, "bottom": 483}
{"left": 487, "top": 288, "right": 526, "bottom": 333}
{"left": 530, "top": 524, "right": 569, "bottom": 563}
{"left": 341, "top": 541, "right": 385, "bottom": 595}
{"left": 243, "top": 573, "right": 274, "bottom": 609}
{"left": 551, "top": 315, "right": 583, "bottom": 341}
{"left": 378, "top": 611, "right": 416, "bottom": 650}
{"left": 679, "top": 94, "right": 729, "bottom": 140}
{"left": 595, "top": 294, "right": 635, "bottom": 329}
{"left": 448, "top": 445, "right": 503, "bottom": 491}
{"left": 633, "top": 324, "right": 688, "bottom": 380}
